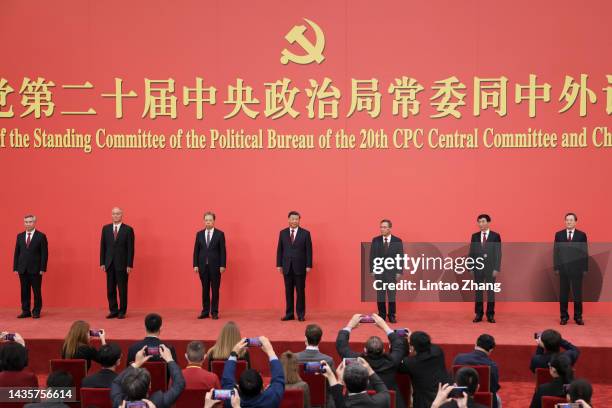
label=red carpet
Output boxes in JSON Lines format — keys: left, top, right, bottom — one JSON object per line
{"left": 3, "top": 306, "right": 611, "bottom": 407}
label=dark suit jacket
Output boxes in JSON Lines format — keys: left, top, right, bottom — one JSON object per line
{"left": 530, "top": 339, "right": 580, "bottom": 372}
{"left": 554, "top": 229, "right": 588, "bottom": 273}
{"left": 193, "top": 228, "right": 226, "bottom": 270}
{"left": 399, "top": 344, "right": 452, "bottom": 408}
{"left": 14, "top": 230, "right": 48, "bottom": 274}
{"left": 277, "top": 227, "right": 312, "bottom": 275}
{"left": 81, "top": 368, "right": 117, "bottom": 388}
{"left": 529, "top": 377, "right": 566, "bottom": 408}
{"left": 100, "top": 224, "right": 134, "bottom": 270}
{"left": 370, "top": 235, "right": 404, "bottom": 275}
{"left": 336, "top": 330, "right": 406, "bottom": 398}
{"left": 330, "top": 373, "right": 390, "bottom": 408}
{"left": 126, "top": 337, "right": 178, "bottom": 366}
{"left": 111, "top": 361, "right": 185, "bottom": 408}
{"left": 469, "top": 231, "right": 502, "bottom": 273}
{"left": 296, "top": 348, "right": 335, "bottom": 369}
{"left": 453, "top": 349, "right": 500, "bottom": 393}
{"left": 221, "top": 357, "right": 285, "bottom": 408}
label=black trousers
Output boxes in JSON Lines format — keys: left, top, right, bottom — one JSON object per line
{"left": 474, "top": 269, "right": 496, "bottom": 317}
{"left": 19, "top": 272, "right": 42, "bottom": 314}
{"left": 283, "top": 265, "right": 306, "bottom": 318}
{"left": 106, "top": 264, "right": 129, "bottom": 314}
{"left": 199, "top": 265, "right": 221, "bottom": 316}
{"left": 376, "top": 272, "right": 397, "bottom": 319}
{"left": 559, "top": 270, "right": 583, "bottom": 320}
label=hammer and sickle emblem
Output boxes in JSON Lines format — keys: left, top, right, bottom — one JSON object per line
{"left": 280, "top": 18, "right": 326, "bottom": 65}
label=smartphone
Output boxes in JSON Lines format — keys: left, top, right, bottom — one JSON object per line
{"left": 246, "top": 337, "right": 262, "bottom": 347}
{"left": 89, "top": 329, "right": 103, "bottom": 337}
{"left": 359, "top": 315, "right": 375, "bottom": 323}
{"left": 125, "top": 402, "right": 148, "bottom": 408}
{"left": 394, "top": 328, "right": 410, "bottom": 337}
{"left": 448, "top": 386, "right": 468, "bottom": 399}
{"left": 556, "top": 404, "right": 582, "bottom": 408}
{"left": 212, "top": 389, "right": 235, "bottom": 400}
{"left": 2, "top": 333, "right": 15, "bottom": 341}
{"left": 303, "top": 362, "right": 326, "bottom": 374}
{"left": 145, "top": 346, "right": 160, "bottom": 356}
{"left": 343, "top": 357, "right": 359, "bottom": 366}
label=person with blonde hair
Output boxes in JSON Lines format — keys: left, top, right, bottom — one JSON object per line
{"left": 206, "top": 321, "right": 250, "bottom": 369}
{"left": 61, "top": 320, "right": 106, "bottom": 370}
{"left": 281, "top": 351, "right": 311, "bottom": 408}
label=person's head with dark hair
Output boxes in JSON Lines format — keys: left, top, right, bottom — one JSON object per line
{"left": 477, "top": 214, "right": 491, "bottom": 231}
{"left": 409, "top": 331, "right": 431, "bottom": 354}
{"left": 540, "top": 329, "right": 562, "bottom": 353}
{"left": 380, "top": 219, "right": 392, "bottom": 237}
{"left": 121, "top": 367, "right": 151, "bottom": 401}
{"left": 0, "top": 342, "right": 28, "bottom": 371}
{"left": 288, "top": 211, "right": 301, "bottom": 228}
{"left": 185, "top": 340, "right": 206, "bottom": 365}
{"left": 565, "top": 212, "right": 578, "bottom": 229}
{"left": 476, "top": 334, "right": 496, "bottom": 354}
{"left": 238, "top": 369, "right": 264, "bottom": 399}
{"left": 97, "top": 342, "right": 122, "bottom": 369}
{"left": 47, "top": 370, "right": 74, "bottom": 388}
{"left": 144, "top": 313, "right": 162, "bottom": 335}
{"left": 455, "top": 367, "right": 480, "bottom": 395}
{"left": 364, "top": 336, "right": 384, "bottom": 357}
{"left": 549, "top": 354, "right": 574, "bottom": 385}
{"left": 567, "top": 378, "right": 592, "bottom": 404}
{"left": 343, "top": 364, "right": 370, "bottom": 393}
{"left": 305, "top": 324, "right": 323, "bottom": 347}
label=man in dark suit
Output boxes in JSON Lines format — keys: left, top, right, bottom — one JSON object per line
{"left": 193, "top": 211, "right": 227, "bottom": 320}
{"left": 100, "top": 207, "right": 135, "bottom": 319}
{"left": 277, "top": 210, "right": 312, "bottom": 321}
{"left": 127, "top": 313, "right": 177, "bottom": 365}
{"left": 399, "top": 331, "right": 451, "bottom": 408}
{"left": 370, "top": 219, "right": 404, "bottom": 323}
{"left": 453, "top": 334, "right": 501, "bottom": 408}
{"left": 111, "top": 344, "right": 185, "bottom": 408}
{"left": 13, "top": 214, "right": 48, "bottom": 319}
{"left": 530, "top": 329, "right": 580, "bottom": 372}
{"left": 336, "top": 313, "right": 407, "bottom": 407}
{"left": 81, "top": 342, "right": 121, "bottom": 388}
{"left": 323, "top": 358, "right": 390, "bottom": 408}
{"left": 554, "top": 212, "right": 588, "bottom": 325}
{"left": 468, "top": 214, "right": 502, "bottom": 323}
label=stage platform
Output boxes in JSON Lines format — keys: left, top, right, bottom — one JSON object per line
{"left": 2, "top": 306, "right": 612, "bottom": 406}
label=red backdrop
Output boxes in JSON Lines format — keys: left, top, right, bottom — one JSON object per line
{"left": 0, "top": 0, "right": 610, "bottom": 311}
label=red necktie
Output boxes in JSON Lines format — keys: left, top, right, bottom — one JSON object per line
{"left": 481, "top": 232, "right": 487, "bottom": 247}
{"left": 568, "top": 231, "right": 573, "bottom": 241}
{"left": 290, "top": 229, "right": 295, "bottom": 244}
{"left": 26, "top": 233, "right": 31, "bottom": 248}
{"left": 113, "top": 226, "right": 118, "bottom": 240}
{"left": 206, "top": 230, "right": 211, "bottom": 247}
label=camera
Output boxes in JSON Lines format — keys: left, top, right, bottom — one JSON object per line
{"left": 303, "top": 362, "right": 326, "bottom": 374}
{"left": 343, "top": 357, "right": 359, "bottom": 366}
{"left": 144, "top": 346, "right": 160, "bottom": 356}
{"left": 448, "top": 386, "right": 468, "bottom": 399}
{"left": 212, "top": 389, "right": 235, "bottom": 400}
{"left": 126, "top": 401, "right": 148, "bottom": 408}
{"left": 2, "top": 333, "right": 16, "bottom": 342}
{"left": 246, "top": 337, "right": 262, "bottom": 347}
{"left": 394, "top": 328, "right": 410, "bottom": 337}
{"left": 359, "top": 315, "right": 375, "bottom": 323}
{"left": 89, "top": 329, "right": 103, "bottom": 337}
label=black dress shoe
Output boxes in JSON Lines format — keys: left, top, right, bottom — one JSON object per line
{"left": 298, "top": 316, "right": 305, "bottom": 322}
{"left": 281, "top": 315, "right": 295, "bottom": 321}
{"left": 106, "top": 313, "right": 119, "bottom": 319}
{"left": 212, "top": 315, "right": 219, "bottom": 320}
{"left": 560, "top": 318, "right": 568, "bottom": 325}
{"left": 32, "top": 314, "right": 40, "bottom": 319}
{"left": 117, "top": 314, "right": 126, "bottom": 319}
{"left": 198, "top": 313, "right": 209, "bottom": 319}
{"left": 487, "top": 316, "right": 496, "bottom": 323}
{"left": 389, "top": 317, "right": 397, "bottom": 323}
{"left": 17, "top": 313, "right": 31, "bottom": 319}
{"left": 473, "top": 315, "right": 483, "bottom": 323}
{"left": 575, "top": 318, "right": 585, "bottom": 325}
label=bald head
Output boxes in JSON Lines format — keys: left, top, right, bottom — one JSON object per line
{"left": 111, "top": 207, "right": 123, "bottom": 224}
